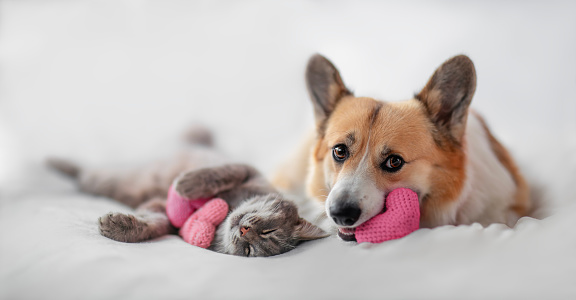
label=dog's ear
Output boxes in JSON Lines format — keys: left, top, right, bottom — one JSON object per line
{"left": 306, "top": 54, "right": 351, "bottom": 132}
{"left": 416, "top": 55, "right": 476, "bottom": 144}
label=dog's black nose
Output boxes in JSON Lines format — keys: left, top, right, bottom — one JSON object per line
{"left": 330, "top": 203, "right": 361, "bottom": 226}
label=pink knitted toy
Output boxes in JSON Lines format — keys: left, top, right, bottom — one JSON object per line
{"left": 166, "top": 184, "right": 229, "bottom": 248}
{"left": 355, "top": 188, "right": 420, "bottom": 243}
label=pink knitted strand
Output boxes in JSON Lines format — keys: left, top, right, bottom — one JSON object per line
{"left": 166, "top": 184, "right": 210, "bottom": 228}
{"left": 179, "top": 198, "right": 229, "bottom": 248}
{"left": 355, "top": 188, "right": 420, "bottom": 243}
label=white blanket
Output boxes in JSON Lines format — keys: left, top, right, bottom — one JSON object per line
{"left": 1, "top": 1, "right": 575, "bottom": 299}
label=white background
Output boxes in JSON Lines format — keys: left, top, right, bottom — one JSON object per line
{"left": 1, "top": 1, "right": 575, "bottom": 299}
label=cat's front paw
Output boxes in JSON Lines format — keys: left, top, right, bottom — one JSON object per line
{"left": 98, "top": 212, "right": 145, "bottom": 243}
{"left": 173, "top": 171, "right": 218, "bottom": 199}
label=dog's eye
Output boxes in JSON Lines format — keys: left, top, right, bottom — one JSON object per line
{"left": 332, "top": 144, "right": 349, "bottom": 162}
{"left": 382, "top": 155, "right": 404, "bottom": 172}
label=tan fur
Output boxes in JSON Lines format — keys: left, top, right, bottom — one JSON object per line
{"left": 277, "top": 54, "right": 532, "bottom": 230}
{"left": 306, "top": 96, "right": 471, "bottom": 226}
{"left": 272, "top": 130, "right": 316, "bottom": 196}
{"left": 473, "top": 111, "right": 531, "bottom": 216}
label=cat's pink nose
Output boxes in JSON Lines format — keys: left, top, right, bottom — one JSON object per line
{"left": 240, "top": 226, "right": 250, "bottom": 237}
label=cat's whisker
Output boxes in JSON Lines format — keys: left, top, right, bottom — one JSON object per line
{"left": 272, "top": 200, "right": 282, "bottom": 213}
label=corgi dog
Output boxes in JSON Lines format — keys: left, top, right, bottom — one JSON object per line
{"left": 297, "top": 54, "right": 530, "bottom": 239}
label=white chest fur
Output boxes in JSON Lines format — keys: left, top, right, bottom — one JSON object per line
{"left": 454, "top": 113, "right": 518, "bottom": 227}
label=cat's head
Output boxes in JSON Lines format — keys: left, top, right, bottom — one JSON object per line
{"left": 217, "top": 193, "right": 329, "bottom": 257}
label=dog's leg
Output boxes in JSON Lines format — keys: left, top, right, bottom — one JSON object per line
{"left": 98, "top": 197, "right": 176, "bottom": 243}
{"left": 271, "top": 129, "right": 316, "bottom": 197}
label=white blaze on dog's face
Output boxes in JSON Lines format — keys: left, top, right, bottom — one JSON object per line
{"left": 317, "top": 97, "right": 440, "bottom": 228}
{"left": 305, "top": 54, "right": 476, "bottom": 231}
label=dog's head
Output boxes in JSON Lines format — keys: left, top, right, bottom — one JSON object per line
{"left": 305, "top": 54, "right": 476, "bottom": 237}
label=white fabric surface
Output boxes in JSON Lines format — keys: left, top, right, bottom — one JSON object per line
{"left": 1, "top": 1, "right": 575, "bottom": 299}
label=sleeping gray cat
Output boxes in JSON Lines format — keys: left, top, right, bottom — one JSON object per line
{"left": 172, "top": 164, "right": 329, "bottom": 257}
{"left": 48, "top": 132, "right": 328, "bottom": 257}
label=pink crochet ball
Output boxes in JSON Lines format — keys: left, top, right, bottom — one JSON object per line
{"left": 338, "top": 188, "right": 420, "bottom": 243}
{"left": 166, "top": 184, "right": 229, "bottom": 249}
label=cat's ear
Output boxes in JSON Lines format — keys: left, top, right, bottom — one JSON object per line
{"left": 294, "top": 218, "right": 329, "bottom": 241}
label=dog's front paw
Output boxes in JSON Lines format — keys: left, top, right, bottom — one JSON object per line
{"left": 98, "top": 212, "right": 145, "bottom": 243}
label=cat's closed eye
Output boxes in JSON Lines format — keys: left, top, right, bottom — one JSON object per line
{"left": 260, "top": 229, "right": 277, "bottom": 235}
{"left": 244, "top": 245, "right": 254, "bottom": 257}
{"left": 215, "top": 194, "right": 329, "bottom": 257}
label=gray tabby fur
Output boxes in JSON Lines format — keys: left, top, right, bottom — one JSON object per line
{"left": 47, "top": 130, "right": 327, "bottom": 257}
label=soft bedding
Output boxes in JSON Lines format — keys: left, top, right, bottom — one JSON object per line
{"left": 1, "top": 1, "right": 575, "bottom": 299}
